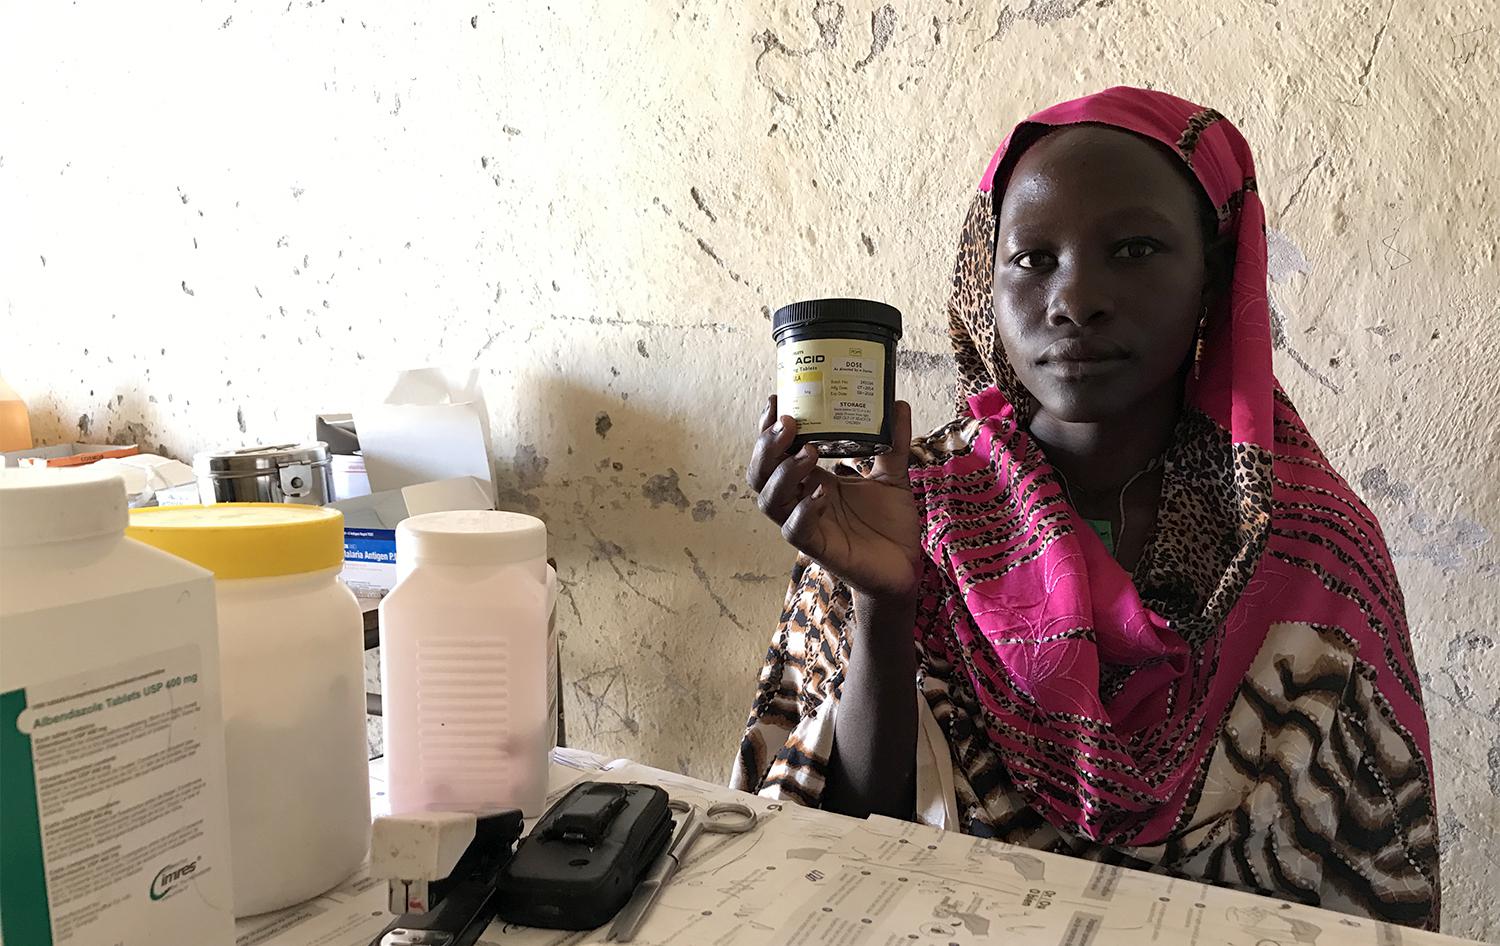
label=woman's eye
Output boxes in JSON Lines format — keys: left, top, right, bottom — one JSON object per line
{"left": 1013, "top": 251, "right": 1055, "bottom": 270}
{"left": 1113, "top": 240, "right": 1159, "bottom": 260}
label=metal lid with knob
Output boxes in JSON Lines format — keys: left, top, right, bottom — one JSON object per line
{"left": 194, "top": 442, "right": 333, "bottom": 505}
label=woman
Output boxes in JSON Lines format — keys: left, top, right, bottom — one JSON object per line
{"left": 734, "top": 87, "right": 1441, "bottom": 930}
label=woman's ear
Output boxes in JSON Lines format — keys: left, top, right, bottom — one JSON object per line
{"left": 1204, "top": 231, "right": 1236, "bottom": 302}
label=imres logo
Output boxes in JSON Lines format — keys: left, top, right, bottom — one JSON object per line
{"left": 149, "top": 857, "right": 200, "bottom": 901}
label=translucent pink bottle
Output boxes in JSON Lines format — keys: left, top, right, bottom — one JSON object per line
{"left": 379, "top": 511, "right": 555, "bottom": 816}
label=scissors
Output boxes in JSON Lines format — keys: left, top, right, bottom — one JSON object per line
{"left": 605, "top": 798, "right": 758, "bottom": 942}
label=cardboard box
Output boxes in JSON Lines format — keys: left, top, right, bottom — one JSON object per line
{"left": 328, "top": 475, "right": 493, "bottom": 598}
{"left": 314, "top": 413, "right": 360, "bottom": 456}
{"left": 92, "top": 454, "right": 200, "bottom": 506}
{"left": 354, "top": 368, "right": 494, "bottom": 504}
{"left": 341, "top": 528, "right": 399, "bottom": 599}
{"left": 323, "top": 368, "right": 496, "bottom": 595}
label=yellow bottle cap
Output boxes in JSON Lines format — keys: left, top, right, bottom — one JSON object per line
{"left": 127, "top": 503, "right": 344, "bottom": 580}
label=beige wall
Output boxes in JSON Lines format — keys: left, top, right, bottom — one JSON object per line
{"left": 3, "top": 0, "right": 1497, "bottom": 936}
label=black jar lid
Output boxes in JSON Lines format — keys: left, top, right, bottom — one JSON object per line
{"left": 772, "top": 298, "right": 902, "bottom": 339}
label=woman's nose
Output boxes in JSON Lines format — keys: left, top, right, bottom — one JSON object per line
{"left": 1046, "top": 262, "right": 1112, "bottom": 327}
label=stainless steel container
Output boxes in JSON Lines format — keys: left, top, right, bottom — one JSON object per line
{"left": 194, "top": 442, "right": 334, "bottom": 506}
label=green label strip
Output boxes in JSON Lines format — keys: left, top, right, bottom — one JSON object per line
{"left": 1, "top": 687, "right": 52, "bottom": 945}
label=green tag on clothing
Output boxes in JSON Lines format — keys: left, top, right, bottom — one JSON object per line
{"left": 1085, "top": 517, "right": 1115, "bottom": 553}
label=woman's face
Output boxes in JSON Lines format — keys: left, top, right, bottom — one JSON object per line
{"left": 992, "top": 125, "right": 1211, "bottom": 424}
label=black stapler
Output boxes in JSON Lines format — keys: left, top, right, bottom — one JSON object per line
{"left": 368, "top": 809, "right": 525, "bottom": 946}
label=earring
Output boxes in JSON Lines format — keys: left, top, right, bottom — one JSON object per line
{"left": 1193, "top": 304, "right": 1210, "bottom": 379}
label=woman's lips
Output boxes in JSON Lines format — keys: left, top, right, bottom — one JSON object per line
{"left": 1037, "top": 337, "right": 1129, "bottom": 378}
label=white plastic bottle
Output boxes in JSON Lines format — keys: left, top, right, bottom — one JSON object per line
{"left": 0, "top": 468, "right": 235, "bottom": 946}
{"left": 379, "top": 511, "right": 555, "bottom": 817}
{"left": 126, "top": 504, "right": 370, "bottom": 917}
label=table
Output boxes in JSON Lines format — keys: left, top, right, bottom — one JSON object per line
{"left": 238, "top": 751, "right": 1488, "bottom": 946}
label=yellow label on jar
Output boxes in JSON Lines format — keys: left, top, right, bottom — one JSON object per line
{"left": 776, "top": 338, "right": 886, "bottom": 436}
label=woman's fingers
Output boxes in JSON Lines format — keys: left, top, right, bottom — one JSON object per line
{"left": 779, "top": 465, "right": 837, "bottom": 550}
{"left": 870, "top": 400, "right": 913, "bottom": 480}
{"left": 747, "top": 403, "right": 799, "bottom": 492}
{"left": 756, "top": 444, "right": 820, "bottom": 525}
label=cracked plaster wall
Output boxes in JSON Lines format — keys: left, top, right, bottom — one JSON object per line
{"left": 2, "top": 0, "right": 1497, "bottom": 936}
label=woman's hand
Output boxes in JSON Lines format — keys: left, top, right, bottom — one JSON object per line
{"left": 746, "top": 395, "right": 923, "bottom": 603}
